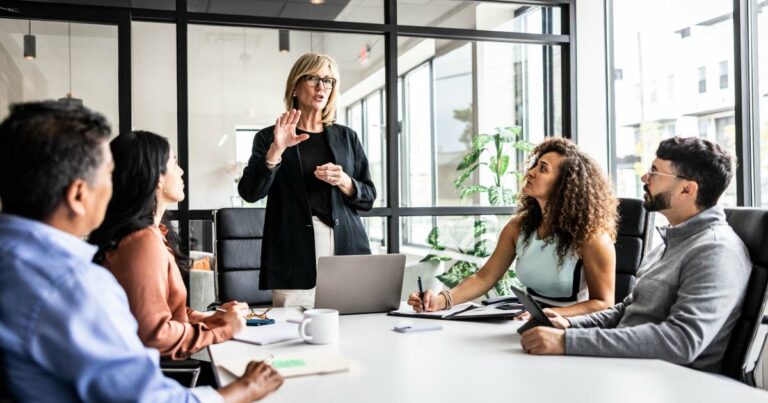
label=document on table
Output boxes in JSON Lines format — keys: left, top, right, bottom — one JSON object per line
{"left": 233, "top": 321, "right": 301, "bottom": 345}
{"left": 219, "top": 350, "right": 357, "bottom": 378}
{"left": 388, "top": 302, "right": 521, "bottom": 320}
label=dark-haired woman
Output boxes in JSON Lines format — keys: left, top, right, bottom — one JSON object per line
{"left": 89, "top": 131, "right": 249, "bottom": 360}
{"left": 408, "top": 138, "right": 619, "bottom": 318}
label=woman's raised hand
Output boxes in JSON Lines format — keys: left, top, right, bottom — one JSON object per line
{"left": 272, "top": 109, "right": 309, "bottom": 151}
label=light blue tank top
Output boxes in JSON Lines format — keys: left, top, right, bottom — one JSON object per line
{"left": 514, "top": 231, "right": 587, "bottom": 306}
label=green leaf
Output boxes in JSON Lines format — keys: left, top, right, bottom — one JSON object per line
{"left": 459, "top": 185, "right": 488, "bottom": 200}
{"left": 419, "top": 254, "right": 452, "bottom": 263}
{"left": 488, "top": 186, "right": 502, "bottom": 206}
{"left": 505, "top": 126, "right": 523, "bottom": 137}
{"left": 513, "top": 140, "right": 536, "bottom": 152}
{"left": 502, "top": 188, "right": 515, "bottom": 205}
{"left": 496, "top": 155, "right": 510, "bottom": 177}
{"left": 471, "top": 134, "right": 492, "bottom": 150}
{"left": 456, "top": 148, "right": 481, "bottom": 170}
{"left": 452, "top": 162, "right": 479, "bottom": 189}
{"left": 436, "top": 260, "right": 479, "bottom": 289}
{"left": 473, "top": 219, "right": 488, "bottom": 238}
{"left": 467, "top": 239, "right": 490, "bottom": 258}
{"left": 426, "top": 227, "right": 446, "bottom": 251}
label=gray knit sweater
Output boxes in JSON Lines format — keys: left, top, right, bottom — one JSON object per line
{"left": 565, "top": 206, "right": 751, "bottom": 372}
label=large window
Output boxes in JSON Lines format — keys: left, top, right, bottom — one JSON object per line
{"left": 612, "top": 0, "right": 737, "bottom": 206}
{"left": 1, "top": 1, "right": 572, "bottom": 259}
{"left": 187, "top": 26, "right": 385, "bottom": 211}
{"left": 396, "top": 38, "right": 561, "bottom": 208}
{"left": 398, "top": 1, "right": 561, "bottom": 34}
{"left": 132, "top": 22, "right": 177, "bottom": 149}
{"left": 0, "top": 18, "right": 119, "bottom": 130}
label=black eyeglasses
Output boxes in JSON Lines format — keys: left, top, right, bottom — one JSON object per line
{"left": 303, "top": 75, "right": 336, "bottom": 89}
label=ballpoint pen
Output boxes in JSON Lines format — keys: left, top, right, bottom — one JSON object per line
{"left": 417, "top": 276, "right": 425, "bottom": 311}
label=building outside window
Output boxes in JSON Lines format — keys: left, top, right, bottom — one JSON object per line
{"left": 612, "top": 0, "right": 737, "bottom": 208}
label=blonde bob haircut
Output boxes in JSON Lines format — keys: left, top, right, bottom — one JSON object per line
{"left": 283, "top": 53, "right": 340, "bottom": 126}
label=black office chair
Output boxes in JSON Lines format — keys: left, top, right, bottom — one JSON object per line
{"left": 160, "top": 358, "right": 202, "bottom": 388}
{"left": 213, "top": 208, "right": 272, "bottom": 306}
{"left": 721, "top": 207, "right": 768, "bottom": 383}
{"left": 614, "top": 198, "right": 653, "bottom": 302}
{"left": 0, "top": 352, "right": 15, "bottom": 403}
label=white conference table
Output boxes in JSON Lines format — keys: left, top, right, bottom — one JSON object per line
{"left": 209, "top": 307, "right": 768, "bottom": 403}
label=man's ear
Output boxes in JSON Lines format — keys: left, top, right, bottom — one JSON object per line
{"left": 680, "top": 180, "right": 699, "bottom": 198}
{"left": 64, "top": 179, "right": 88, "bottom": 218}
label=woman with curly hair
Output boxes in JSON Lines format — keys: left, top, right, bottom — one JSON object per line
{"left": 408, "top": 137, "right": 618, "bottom": 317}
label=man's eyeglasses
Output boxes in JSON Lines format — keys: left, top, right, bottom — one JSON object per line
{"left": 246, "top": 307, "right": 272, "bottom": 320}
{"left": 303, "top": 75, "right": 336, "bottom": 90}
{"left": 644, "top": 169, "right": 692, "bottom": 181}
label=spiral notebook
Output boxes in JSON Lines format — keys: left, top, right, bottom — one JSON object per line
{"left": 388, "top": 302, "right": 521, "bottom": 321}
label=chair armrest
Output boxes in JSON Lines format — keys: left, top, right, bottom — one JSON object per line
{"left": 160, "top": 359, "right": 202, "bottom": 387}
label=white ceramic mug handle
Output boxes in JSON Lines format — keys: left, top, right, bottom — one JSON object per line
{"left": 299, "top": 318, "right": 314, "bottom": 342}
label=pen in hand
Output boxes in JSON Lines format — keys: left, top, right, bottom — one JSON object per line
{"left": 216, "top": 307, "right": 248, "bottom": 318}
{"left": 417, "top": 276, "right": 425, "bottom": 311}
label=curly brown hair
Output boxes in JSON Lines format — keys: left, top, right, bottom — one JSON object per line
{"left": 517, "top": 137, "right": 618, "bottom": 265}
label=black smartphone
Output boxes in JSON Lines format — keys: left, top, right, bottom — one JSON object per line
{"left": 510, "top": 286, "right": 553, "bottom": 334}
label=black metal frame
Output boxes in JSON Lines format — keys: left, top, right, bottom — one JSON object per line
{"left": 2, "top": 0, "right": 576, "bottom": 253}
{"left": 733, "top": 0, "right": 761, "bottom": 206}
{"left": 605, "top": 0, "right": 763, "bottom": 207}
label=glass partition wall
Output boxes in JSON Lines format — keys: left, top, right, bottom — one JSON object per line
{"left": 0, "top": 1, "right": 573, "bottom": 270}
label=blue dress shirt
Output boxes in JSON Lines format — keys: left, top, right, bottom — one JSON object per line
{"left": 0, "top": 214, "right": 222, "bottom": 402}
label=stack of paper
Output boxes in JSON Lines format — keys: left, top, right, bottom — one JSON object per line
{"left": 233, "top": 322, "right": 300, "bottom": 346}
{"left": 219, "top": 350, "right": 356, "bottom": 378}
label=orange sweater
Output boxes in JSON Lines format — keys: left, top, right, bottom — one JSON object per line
{"left": 103, "top": 225, "right": 232, "bottom": 359}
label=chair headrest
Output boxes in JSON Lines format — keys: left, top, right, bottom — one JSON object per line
{"left": 215, "top": 208, "right": 266, "bottom": 239}
{"left": 724, "top": 207, "right": 768, "bottom": 267}
{"left": 617, "top": 198, "right": 648, "bottom": 237}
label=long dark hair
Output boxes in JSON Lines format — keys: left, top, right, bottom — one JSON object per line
{"left": 517, "top": 138, "right": 618, "bottom": 265}
{"left": 89, "top": 130, "right": 190, "bottom": 272}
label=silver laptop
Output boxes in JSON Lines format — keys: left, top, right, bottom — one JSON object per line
{"left": 314, "top": 254, "right": 406, "bottom": 315}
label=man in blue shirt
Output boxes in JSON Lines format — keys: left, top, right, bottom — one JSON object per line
{"left": 0, "top": 101, "right": 282, "bottom": 402}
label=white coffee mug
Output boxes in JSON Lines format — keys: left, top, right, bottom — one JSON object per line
{"left": 298, "top": 309, "right": 339, "bottom": 345}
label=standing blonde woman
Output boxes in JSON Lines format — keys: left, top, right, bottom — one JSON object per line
{"left": 239, "top": 53, "right": 376, "bottom": 308}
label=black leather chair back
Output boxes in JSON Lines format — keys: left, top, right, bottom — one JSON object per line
{"left": 214, "top": 208, "right": 272, "bottom": 306}
{"left": 0, "top": 352, "right": 15, "bottom": 403}
{"left": 614, "top": 198, "right": 652, "bottom": 302}
{"left": 722, "top": 207, "right": 768, "bottom": 382}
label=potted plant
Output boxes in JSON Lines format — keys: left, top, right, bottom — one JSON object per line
{"left": 420, "top": 126, "right": 534, "bottom": 297}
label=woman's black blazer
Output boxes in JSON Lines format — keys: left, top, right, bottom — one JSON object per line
{"left": 238, "top": 123, "right": 376, "bottom": 289}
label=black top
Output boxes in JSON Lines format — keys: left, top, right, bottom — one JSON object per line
{"left": 298, "top": 128, "right": 334, "bottom": 227}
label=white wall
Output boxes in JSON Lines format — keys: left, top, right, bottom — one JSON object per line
{"left": 575, "top": 0, "right": 610, "bottom": 171}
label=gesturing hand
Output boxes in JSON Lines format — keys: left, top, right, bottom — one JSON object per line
{"left": 272, "top": 109, "right": 309, "bottom": 151}
{"left": 314, "top": 163, "right": 350, "bottom": 188}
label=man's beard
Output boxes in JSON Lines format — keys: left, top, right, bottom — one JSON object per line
{"left": 643, "top": 185, "right": 672, "bottom": 212}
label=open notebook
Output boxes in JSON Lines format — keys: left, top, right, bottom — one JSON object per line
{"left": 388, "top": 302, "right": 521, "bottom": 320}
{"left": 219, "top": 350, "right": 357, "bottom": 378}
{"left": 233, "top": 322, "right": 301, "bottom": 346}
